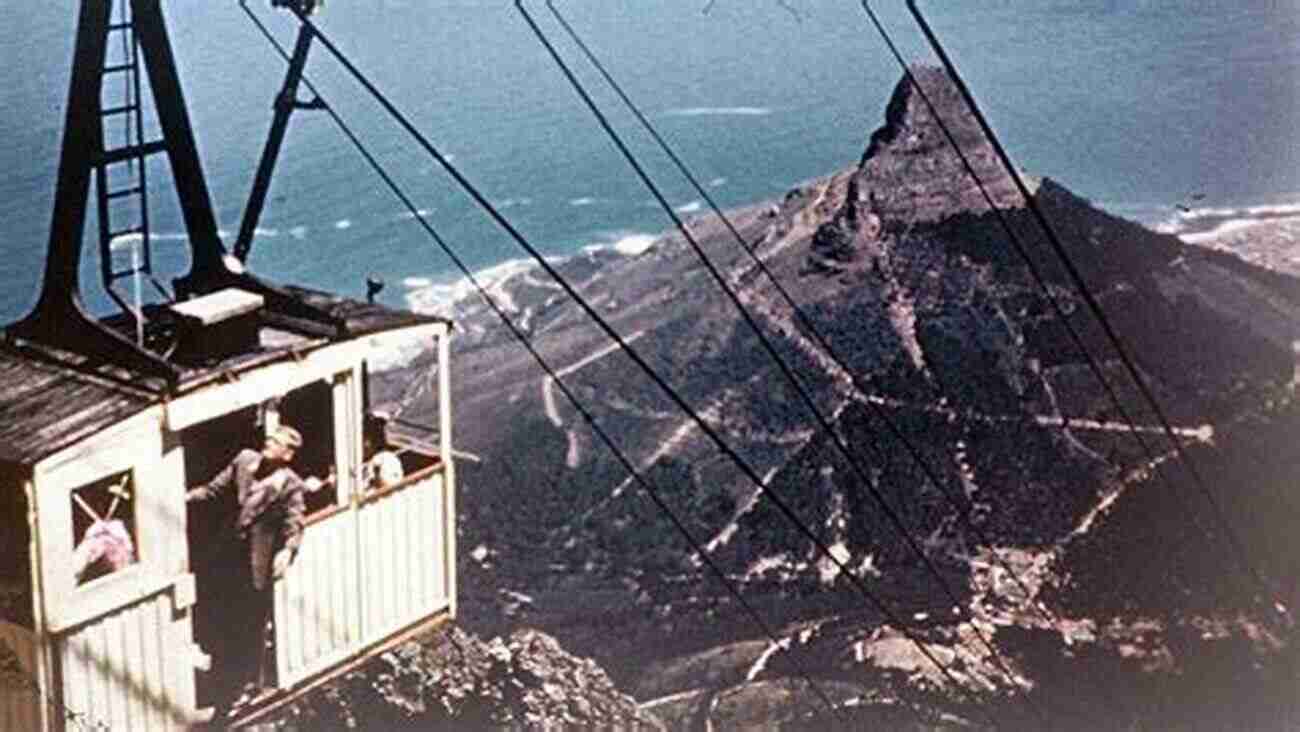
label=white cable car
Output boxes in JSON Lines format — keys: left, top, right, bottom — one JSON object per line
{"left": 0, "top": 1, "right": 457, "bottom": 728}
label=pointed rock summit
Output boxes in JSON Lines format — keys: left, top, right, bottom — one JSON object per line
{"left": 807, "top": 65, "right": 1022, "bottom": 272}
{"left": 857, "top": 64, "right": 1021, "bottom": 223}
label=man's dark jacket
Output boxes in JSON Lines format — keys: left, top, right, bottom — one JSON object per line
{"left": 187, "top": 449, "right": 307, "bottom": 590}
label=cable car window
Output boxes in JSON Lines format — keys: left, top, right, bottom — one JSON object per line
{"left": 70, "top": 470, "right": 138, "bottom": 586}
{"left": 279, "top": 380, "right": 337, "bottom": 516}
{"left": 361, "top": 411, "right": 405, "bottom": 493}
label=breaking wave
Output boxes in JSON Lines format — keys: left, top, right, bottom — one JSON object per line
{"left": 108, "top": 231, "right": 192, "bottom": 247}
{"left": 361, "top": 328, "right": 445, "bottom": 372}
{"left": 405, "top": 231, "right": 658, "bottom": 316}
{"left": 105, "top": 226, "right": 284, "bottom": 251}
{"left": 662, "top": 106, "right": 772, "bottom": 117}
{"left": 495, "top": 197, "right": 533, "bottom": 209}
{"left": 582, "top": 231, "right": 658, "bottom": 257}
{"left": 1146, "top": 200, "right": 1300, "bottom": 244}
{"left": 403, "top": 256, "right": 544, "bottom": 316}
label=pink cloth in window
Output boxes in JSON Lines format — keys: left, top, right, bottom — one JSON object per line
{"left": 73, "top": 520, "right": 136, "bottom": 581}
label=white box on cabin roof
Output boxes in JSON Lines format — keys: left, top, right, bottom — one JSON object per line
{"left": 169, "top": 288, "right": 266, "bottom": 363}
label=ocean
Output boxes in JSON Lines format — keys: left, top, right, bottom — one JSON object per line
{"left": 1, "top": 1, "right": 1297, "bottom": 322}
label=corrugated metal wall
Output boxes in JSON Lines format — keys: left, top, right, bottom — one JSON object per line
{"left": 274, "top": 471, "right": 448, "bottom": 689}
{"left": 274, "top": 504, "right": 362, "bottom": 685}
{"left": 55, "top": 591, "right": 189, "bottom": 731}
{"left": 358, "top": 473, "right": 446, "bottom": 642}
{"left": 0, "top": 621, "right": 41, "bottom": 732}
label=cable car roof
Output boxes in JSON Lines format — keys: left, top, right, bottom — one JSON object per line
{"left": 0, "top": 283, "right": 448, "bottom": 468}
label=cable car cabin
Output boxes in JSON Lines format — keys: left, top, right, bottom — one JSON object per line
{"left": 0, "top": 0, "right": 463, "bottom": 727}
{"left": 0, "top": 291, "right": 458, "bottom": 730}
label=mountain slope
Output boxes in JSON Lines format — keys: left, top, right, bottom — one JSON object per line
{"left": 382, "top": 65, "right": 1300, "bottom": 729}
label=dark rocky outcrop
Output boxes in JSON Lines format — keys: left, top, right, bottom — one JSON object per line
{"left": 266, "top": 628, "right": 661, "bottom": 730}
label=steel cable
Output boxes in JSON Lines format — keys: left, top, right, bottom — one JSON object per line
{"left": 238, "top": 2, "right": 852, "bottom": 724}
{"left": 546, "top": 0, "right": 1067, "bottom": 643}
{"left": 903, "top": 0, "right": 1285, "bottom": 621}
{"left": 283, "top": 5, "right": 999, "bottom": 719}
{"left": 516, "top": 2, "right": 1047, "bottom": 722}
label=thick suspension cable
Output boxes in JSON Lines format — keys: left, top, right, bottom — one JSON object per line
{"left": 517, "top": 2, "right": 1045, "bottom": 716}
{"left": 850, "top": 0, "right": 1247, "bottom": 637}
{"left": 857, "top": 0, "right": 1233, "bottom": 626}
{"left": 545, "top": 0, "right": 1061, "bottom": 638}
{"left": 904, "top": 0, "right": 1283, "bottom": 619}
{"left": 238, "top": 4, "right": 849, "bottom": 722}
{"left": 287, "top": 6, "right": 995, "bottom": 713}
{"left": 548, "top": 0, "right": 1110, "bottom": 715}
{"left": 539, "top": 6, "right": 1104, "bottom": 725}
{"left": 848, "top": 2, "right": 1164, "bottom": 720}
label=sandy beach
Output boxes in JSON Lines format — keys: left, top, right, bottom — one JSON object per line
{"left": 1185, "top": 216, "right": 1300, "bottom": 277}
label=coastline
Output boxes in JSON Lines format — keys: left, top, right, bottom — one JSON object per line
{"left": 361, "top": 63, "right": 1300, "bottom": 726}
{"left": 393, "top": 183, "right": 1300, "bottom": 343}
{"left": 1177, "top": 215, "right": 1300, "bottom": 277}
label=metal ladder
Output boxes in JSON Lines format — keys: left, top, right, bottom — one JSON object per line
{"left": 94, "top": 0, "right": 169, "bottom": 320}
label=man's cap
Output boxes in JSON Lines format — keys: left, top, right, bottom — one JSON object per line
{"left": 269, "top": 425, "right": 303, "bottom": 449}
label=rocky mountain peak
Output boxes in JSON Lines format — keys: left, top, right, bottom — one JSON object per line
{"left": 857, "top": 64, "right": 1022, "bottom": 225}
{"left": 806, "top": 65, "right": 1026, "bottom": 272}
{"left": 377, "top": 61, "right": 1300, "bottom": 730}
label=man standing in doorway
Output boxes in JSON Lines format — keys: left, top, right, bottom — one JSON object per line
{"left": 187, "top": 424, "right": 316, "bottom": 710}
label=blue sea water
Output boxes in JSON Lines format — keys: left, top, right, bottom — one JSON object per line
{"left": 0, "top": 1, "right": 1297, "bottom": 321}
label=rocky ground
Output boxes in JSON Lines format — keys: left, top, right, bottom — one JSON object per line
{"left": 264, "top": 627, "right": 662, "bottom": 730}
{"left": 340, "top": 65, "right": 1300, "bottom": 730}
